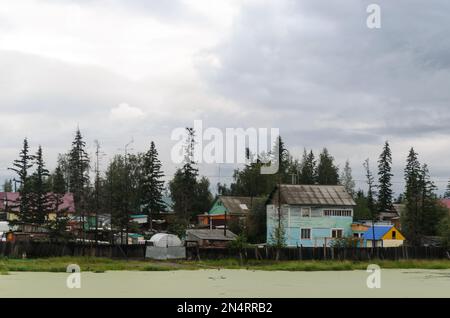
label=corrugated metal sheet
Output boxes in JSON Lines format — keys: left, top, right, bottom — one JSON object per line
{"left": 186, "top": 229, "right": 237, "bottom": 241}
{"left": 0, "top": 192, "right": 75, "bottom": 213}
{"left": 363, "top": 225, "right": 392, "bottom": 240}
{"left": 219, "top": 196, "right": 264, "bottom": 215}
{"left": 279, "top": 185, "right": 356, "bottom": 206}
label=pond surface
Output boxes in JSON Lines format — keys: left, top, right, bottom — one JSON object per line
{"left": 1, "top": 269, "right": 449, "bottom": 298}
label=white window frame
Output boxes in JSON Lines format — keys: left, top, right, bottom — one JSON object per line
{"left": 301, "top": 207, "right": 311, "bottom": 218}
{"left": 331, "top": 228, "right": 344, "bottom": 239}
{"left": 300, "top": 228, "right": 312, "bottom": 240}
{"left": 323, "top": 209, "right": 353, "bottom": 217}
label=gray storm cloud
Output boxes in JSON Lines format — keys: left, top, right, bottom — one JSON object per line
{"left": 1, "top": 0, "right": 450, "bottom": 194}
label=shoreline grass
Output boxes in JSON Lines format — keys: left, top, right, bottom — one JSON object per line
{"left": 0, "top": 257, "right": 449, "bottom": 273}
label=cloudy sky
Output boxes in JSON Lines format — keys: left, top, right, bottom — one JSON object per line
{"left": 1, "top": 0, "right": 450, "bottom": 195}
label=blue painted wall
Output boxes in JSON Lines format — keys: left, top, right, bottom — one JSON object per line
{"left": 266, "top": 204, "right": 353, "bottom": 247}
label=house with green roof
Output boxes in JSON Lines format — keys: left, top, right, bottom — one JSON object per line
{"left": 198, "top": 196, "right": 264, "bottom": 227}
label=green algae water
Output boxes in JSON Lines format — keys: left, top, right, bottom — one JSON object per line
{"left": 1, "top": 269, "right": 449, "bottom": 298}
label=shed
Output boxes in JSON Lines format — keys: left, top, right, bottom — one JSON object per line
{"left": 363, "top": 225, "right": 405, "bottom": 247}
{"left": 198, "top": 196, "right": 265, "bottom": 227}
{"left": 186, "top": 229, "right": 237, "bottom": 247}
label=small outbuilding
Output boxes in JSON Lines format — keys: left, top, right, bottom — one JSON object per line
{"left": 363, "top": 225, "right": 405, "bottom": 247}
{"left": 150, "top": 233, "right": 182, "bottom": 247}
{"left": 186, "top": 229, "right": 237, "bottom": 247}
{"left": 146, "top": 233, "right": 185, "bottom": 260}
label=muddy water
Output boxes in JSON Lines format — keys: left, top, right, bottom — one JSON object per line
{"left": 1, "top": 269, "right": 449, "bottom": 298}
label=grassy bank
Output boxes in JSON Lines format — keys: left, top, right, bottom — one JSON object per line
{"left": 0, "top": 257, "right": 449, "bottom": 273}
{"left": 194, "top": 259, "right": 450, "bottom": 271}
{"left": 0, "top": 257, "right": 196, "bottom": 273}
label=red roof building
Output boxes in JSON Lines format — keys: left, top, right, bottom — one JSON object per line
{"left": 440, "top": 198, "right": 450, "bottom": 213}
{"left": 0, "top": 192, "right": 75, "bottom": 213}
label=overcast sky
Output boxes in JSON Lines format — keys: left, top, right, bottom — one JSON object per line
{"left": 1, "top": 0, "right": 450, "bottom": 195}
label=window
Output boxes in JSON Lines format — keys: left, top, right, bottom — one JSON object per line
{"left": 331, "top": 229, "right": 343, "bottom": 238}
{"left": 392, "top": 231, "right": 396, "bottom": 239}
{"left": 323, "top": 209, "right": 352, "bottom": 217}
{"left": 353, "top": 233, "right": 360, "bottom": 238}
{"left": 301, "top": 208, "right": 311, "bottom": 217}
{"left": 301, "top": 228, "right": 311, "bottom": 239}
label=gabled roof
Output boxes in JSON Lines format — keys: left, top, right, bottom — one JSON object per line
{"left": 0, "top": 192, "right": 75, "bottom": 213}
{"left": 186, "top": 229, "right": 237, "bottom": 241}
{"left": 210, "top": 196, "right": 264, "bottom": 215}
{"left": 269, "top": 184, "right": 356, "bottom": 206}
{"left": 363, "top": 225, "right": 393, "bottom": 240}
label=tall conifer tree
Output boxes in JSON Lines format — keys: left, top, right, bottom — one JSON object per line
{"left": 30, "top": 146, "right": 52, "bottom": 224}
{"left": 141, "top": 141, "right": 166, "bottom": 229}
{"left": 8, "top": 138, "right": 34, "bottom": 225}
{"left": 299, "top": 150, "right": 317, "bottom": 184}
{"left": 68, "top": 128, "right": 90, "bottom": 238}
{"left": 316, "top": 148, "right": 339, "bottom": 185}
{"left": 378, "top": 141, "right": 394, "bottom": 212}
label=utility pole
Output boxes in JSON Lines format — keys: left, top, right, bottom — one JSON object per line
{"left": 224, "top": 208, "right": 227, "bottom": 237}
{"left": 13, "top": 179, "right": 19, "bottom": 192}
{"left": 122, "top": 138, "right": 134, "bottom": 248}
{"left": 94, "top": 140, "right": 102, "bottom": 246}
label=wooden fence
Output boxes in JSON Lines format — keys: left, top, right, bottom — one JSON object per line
{"left": 0, "top": 242, "right": 147, "bottom": 259}
{"left": 0, "top": 242, "right": 448, "bottom": 261}
{"left": 186, "top": 246, "right": 449, "bottom": 261}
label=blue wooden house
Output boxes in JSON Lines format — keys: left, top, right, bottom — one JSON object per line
{"left": 266, "top": 184, "right": 356, "bottom": 247}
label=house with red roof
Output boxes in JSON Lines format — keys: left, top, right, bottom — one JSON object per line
{"left": 440, "top": 198, "right": 450, "bottom": 214}
{"left": 0, "top": 192, "right": 76, "bottom": 222}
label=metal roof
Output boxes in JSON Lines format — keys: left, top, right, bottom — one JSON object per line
{"left": 186, "top": 229, "right": 237, "bottom": 241}
{"left": 0, "top": 192, "right": 75, "bottom": 213}
{"left": 363, "top": 225, "right": 393, "bottom": 240}
{"left": 276, "top": 185, "right": 356, "bottom": 206}
{"left": 211, "top": 196, "right": 264, "bottom": 215}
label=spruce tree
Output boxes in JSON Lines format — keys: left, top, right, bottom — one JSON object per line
{"left": 353, "top": 190, "right": 372, "bottom": 220}
{"left": 403, "top": 148, "right": 422, "bottom": 246}
{"left": 141, "top": 141, "right": 166, "bottom": 229}
{"left": 29, "top": 146, "right": 52, "bottom": 225}
{"left": 299, "top": 150, "right": 317, "bottom": 184}
{"left": 52, "top": 164, "right": 67, "bottom": 211}
{"left": 8, "top": 138, "right": 34, "bottom": 225}
{"left": 169, "top": 128, "right": 212, "bottom": 226}
{"left": 341, "top": 160, "right": 355, "bottom": 196}
{"left": 377, "top": 141, "right": 394, "bottom": 212}
{"left": 419, "top": 164, "right": 446, "bottom": 236}
{"left": 316, "top": 148, "right": 339, "bottom": 185}
{"left": 444, "top": 179, "right": 450, "bottom": 199}
{"left": 273, "top": 136, "right": 290, "bottom": 183}
{"left": 170, "top": 128, "right": 199, "bottom": 223}
{"left": 68, "top": 128, "right": 90, "bottom": 238}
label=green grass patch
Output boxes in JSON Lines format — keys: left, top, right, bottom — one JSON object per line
{"left": 0, "top": 257, "right": 448, "bottom": 273}
{"left": 191, "top": 259, "right": 450, "bottom": 271}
